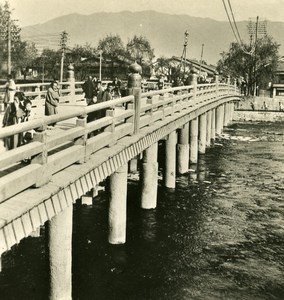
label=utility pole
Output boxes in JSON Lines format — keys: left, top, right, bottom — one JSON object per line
{"left": 0, "top": 3, "right": 20, "bottom": 75}
{"left": 99, "top": 50, "right": 103, "bottom": 81}
{"left": 59, "top": 31, "right": 68, "bottom": 82}
{"left": 198, "top": 43, "right": 204, "bottom": 81}
{"left": 247, "top": 16, "right": 267, "bottom": 96}
{"left": 7, "top": 18, "right": 11, "bottom": 75}
{"left": 179, "top": 30, "right": 189, "bottom": 78}
{"left": 253, "top": 16, "right": 259, "bottom": 96}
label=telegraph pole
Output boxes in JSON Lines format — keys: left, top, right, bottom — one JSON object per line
{"left": 247, "top": 16, "right": 267, "bottom": 96}
{"left": 0, "top": 3, "right": 20, "bottom": 75}
{"left": 179, "top": 30, "right": 189, "bottom": 77}
{"left": 60, "top": 31, "right": 69, "bottom": 82}
{"left": 7, "top": 17, "right": 11, "bottom": 75}
{"left": 198, "top": 43, "right": 204, "bottom": 81}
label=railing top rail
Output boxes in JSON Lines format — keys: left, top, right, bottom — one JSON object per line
{"left": 142, "top": 85, "right": 193, "bottom": 98}
{"left": 0, "top": 95, "right": 134, "bottom": 139}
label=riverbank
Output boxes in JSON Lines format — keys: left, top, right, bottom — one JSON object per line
{"left": 233, "top": 110, "right": 284, "bottom": 122}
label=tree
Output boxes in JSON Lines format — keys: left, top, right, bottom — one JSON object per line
{"left": 217, "top": 36, "right": 279, "bottom": 95}
{"left": 69, "top": 43, "right": 96, "bottom": 80}
{"left": 153, "top": 56, "right": 173, "bottom": 80}
{"left": 126, "top": 35, "right": 155, "bottom": 65}
{"left": 12, "top": 41, "right": 38, "bottom": 79}
{"left": 35, "top": 49, "right": 61, "bottom": 81}
{"left": 97, "top": 34, "right": 126, "bottom": 78}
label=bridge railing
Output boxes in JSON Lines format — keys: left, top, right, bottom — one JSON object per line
{"left": 0, "top": 82, "right": 239, "bottom": 203}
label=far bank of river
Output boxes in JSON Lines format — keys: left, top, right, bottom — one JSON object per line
{"left": 233, "top": 110, "right": 284, "bottom": 122}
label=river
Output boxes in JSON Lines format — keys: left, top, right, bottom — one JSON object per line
{"left": 0, "top": 121, "right": 284, "bottom": 300}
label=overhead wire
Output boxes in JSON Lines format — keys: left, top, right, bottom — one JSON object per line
{"left": 222, "top": 0, "right": 254, "bottom": 56}
{"left": 221, "top": 0, "right": 240, "bottom": 44}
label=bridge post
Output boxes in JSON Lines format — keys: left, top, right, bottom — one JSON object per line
{"left": 198, "top": 113, "right": 207, "bottom": 154}
{"left": 211, "top": 108, "right": 216, "bottom": 141}
{"left": 47, "top": 205, "right": 73, "bottom": 300}
{"left": 206, "top": 110, "right": 212, "bottom": 147}
{"left": 215, "top": 72, "right": 219, "bottom": 98}
{"left": 128, "top": 62, "right": 142, "bottom": 134}
{"left": 177, "top": 123, "right": 189, "bottom": 174}
{"left": 32, "top": 126, "right": 50, "bottom": 187}
{"left": 67, "top": 64, "right": 76, "bottom": 104}
{"left": 190, "top": 117, "right": 199, "bottom": 163}
{"left": 189, "top": 69, "right": 198, "bottom": 100}
{"left": 227, "top": 75, "right": 231, "bottom": 96}
{"left": 234, "top": 78, "right": 237, "bottom": 95}
{"left": 165, "top": 131, "right": 176, "bottom": 188}
{"left": 141, "top": 143, "right": 158, "bottom": 209}
{"left": 75, "top": 115, "right": 88, "bottom": 163}
{"left": 128, "top": 62, "right": 142, "bottom": 172}
{"left": 108, "top": 163, "right": 128, "bottom": 244}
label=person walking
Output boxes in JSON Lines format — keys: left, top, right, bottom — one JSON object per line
{"left": 112, "top": 76, "right": 121, "bottom": 98}
{"left": 45, "top": 80, "right": 60, "bottom": 127}
{"left": 82, "top": 75, "right": 95, "bottom": 105}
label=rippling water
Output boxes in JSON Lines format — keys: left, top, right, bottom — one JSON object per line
{"left": 0, "top": 122, "right": 284, "bottom": 300}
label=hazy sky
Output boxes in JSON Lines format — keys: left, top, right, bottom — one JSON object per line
{"left": 8, "top": 0, "right": 284, "bottom": 27}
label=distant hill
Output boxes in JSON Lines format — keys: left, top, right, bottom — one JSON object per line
{"left": 21, "top": 10, "right": 284, "bottom": 65}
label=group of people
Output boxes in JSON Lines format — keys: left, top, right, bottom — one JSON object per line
{"left": 82, "top": 75, "right": 122, "bottom": 123}
{"left": 2, "top": 74, "right": 32, "bottom": 150}
{"left": 2, "top": 75, "right": 60, "bottom": 151}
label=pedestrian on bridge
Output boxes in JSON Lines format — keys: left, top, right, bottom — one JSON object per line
{"left": 112, "top": 76, "right": 121, "bottom": 98}
{"left": 45, "top": 81, "right": 60, "bottom": 127}
{"left": 2, "top": 92, "right": 31, "bottom": 150}
{"left": 3, "top": 73, "right": 16, "bottom": 110}
{"left": 82, "top": 75, "right": 95, "bottom": 105}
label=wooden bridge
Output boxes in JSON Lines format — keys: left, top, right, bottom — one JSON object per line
{"left": 0, "top": 64, "right": 241, "bottom": 299}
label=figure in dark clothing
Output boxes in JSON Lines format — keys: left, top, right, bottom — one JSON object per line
{"left": 112, "top": 76, "right": 121, "bottom": 98}
{"left": 2, "top": 92, "right": 31, "bottom": 150}
{"left": 82, "top": 75, "right": 95, "bottom": 105}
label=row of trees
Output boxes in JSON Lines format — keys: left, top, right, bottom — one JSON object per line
{"left": 3, "top": 34, "right": 155, "bottom": 81}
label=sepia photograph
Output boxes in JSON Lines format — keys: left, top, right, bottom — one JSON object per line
{"left": 0, "top": 0, "right": 283, "bottom": 299}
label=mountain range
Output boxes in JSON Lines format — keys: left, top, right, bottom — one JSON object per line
{"left": 21, "top": 10, "right": 284, "bottom": 65}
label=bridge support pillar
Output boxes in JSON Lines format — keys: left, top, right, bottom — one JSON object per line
{"left": 230, "top": 102, "right": 234, "bottom": 122}
{"left": 165, "top": 131, "right": 176, "bottom": 188}
{"left": 141, "top": 143, "right": 158, "bottom": 209}
{"left": 211, "top": 108, "right": 216, "bottom": 142}
{"left": 108, "top": 163, "right": 128, "bottom": 244}
{"left": 216, "top": 105, "right": 224, "bottom": 135}
{"left": 206, "top": 110, "right": 212, "bottom": 147}
{"left": 47, "top": 205, "right": 73, "bottom": 300}
{"left": 177, "top": 123, "right": 189, "bottom": 174}
{"left": 198, "top": 113, "right": 207, "bottom": 154}
{"left": 224, "top": 103, "right": 230, "bottom": 127}
{"left": 190, "top": 118, "right": 198, "bottom": 163}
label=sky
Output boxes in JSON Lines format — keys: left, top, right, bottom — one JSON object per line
{"left": 7, "top": 0, "right": 284, "bottom": 27}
